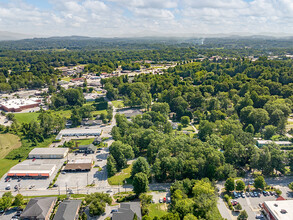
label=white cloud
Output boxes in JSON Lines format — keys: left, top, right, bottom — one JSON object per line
{"left": 0, "top": 0, "right": 293, "bottom": 37}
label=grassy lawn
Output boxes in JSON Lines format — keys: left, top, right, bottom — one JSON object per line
{"left": 14, "top": 112, "right": 40, "bottom": 124}
{"left": 61, "top": 77, "right": 72, "bottom": 82}
{"left": 0, "top": 159, "right": 19, "bottom": 178}
{"left": 108, "top": 164, "right": 133, "bottom": 185}
{"left": 112, "top": 100, "right": 124, "bottom": 108}
{"left": 0, "top": 134, "right": 21, "bottom": 159}
{"left": 13, "top": 110, "right": 72, "bottom": 124}
{"left": 92, "top": 109, "right": 107, "bottom": 117}
{"left": 148, "top": 204, "right": 168, "bottom": 219}
{"left": 74, "top": 138, "right": 95, "bottom": 146}
{"left": 181, "top": 125, "right": 195, "bottom": 132}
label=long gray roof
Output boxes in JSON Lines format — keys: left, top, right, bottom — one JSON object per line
{"left": 53, "top": 200, "right": 82, "bottom": 220}
{"left": 20, "top": 197, "right": 57, "bottom": 219}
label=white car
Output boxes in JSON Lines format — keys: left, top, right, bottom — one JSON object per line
{"left": 159, "top": 198, "right": 163, "bottom": 203}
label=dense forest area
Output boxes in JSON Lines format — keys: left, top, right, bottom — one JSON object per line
{"left": 105, "top": 57, "right": 293, "bottom": 183}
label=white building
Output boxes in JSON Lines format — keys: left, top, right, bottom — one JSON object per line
{"left": 0, "top": 98, "right": 41, "bottom": 112}
{"left": 263, "top": 200, "right": 293, "bottom": 220}
{"left": 56, "top": 128, "right": 101, "bottom": 140}
{"left": 7, "top": 163, "right": 56, "bottom": 178}
{"left": 28, "top": 148, "right": 69, "bottom": 159}
{"left": 256, "top": 140, "right": 292, "bottom": 148}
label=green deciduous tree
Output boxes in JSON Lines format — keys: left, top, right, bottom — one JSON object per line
{"left": 181, "top": 116, "right": 190, "bottom": 127}
{"left": 254, "top": 176, "right": 266, "bottom": 189}
{"left": 236, "top": 180, "right": 245, "bottom": 191}
{"left": 133, "top": 172, "right": 149, "bottom": 195}
{"left": 225, "top": 177, "right": 235, "bottom": 192}
{"left": 131, "top": 157, "right": 150, "bottom": 178}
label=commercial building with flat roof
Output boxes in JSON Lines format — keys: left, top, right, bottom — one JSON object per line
{"left": 0, "top": 98, "right": 41, "bottom": 112}
{"left": 28, "top": 148, "right": 69, "bottom": 159}
{"left": 63, "top": 158, "right": 93, "bottom": 172}
{"left": 56, "top": 128, "right": 101, "bottom": 140}
{"left": 256, "top": 140, "right": 292, "bottom": 148}
{"left": 7, "top": 163, "right": 56, "bottom": 178}
{"left": 263, "top": 200, "right": 293, "bottom": 220}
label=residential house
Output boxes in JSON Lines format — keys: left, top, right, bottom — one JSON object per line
{"left": 53, "top": 200, "right": 82, "bottom": 220}
{"left": 20, "top": 197, "right": 57, "bottom": 220}
{"left": 112, "top": 202, "right": 142, "bottom": 220}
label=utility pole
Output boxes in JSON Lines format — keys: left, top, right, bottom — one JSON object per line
{"left": 87, "top": 173, "right": 89, "bottom": 186}
{"left": 65, "top": 183, "right": 68, "bottom": 196}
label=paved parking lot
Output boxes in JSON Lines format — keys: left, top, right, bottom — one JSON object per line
{"left": 232, "top": 192, "right": 278, "bottom": 220}
{"left": 0, "top": 158, "right": 65, "bottom": 193}
{"left": 148, "top": 191, "right": 170, "bottom": 203}
{"left": 56, "top": 149, "right": 109, "bottom": 190}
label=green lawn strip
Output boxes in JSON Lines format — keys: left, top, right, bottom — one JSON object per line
{"left": 14, "top": 112, "right": 40, "bottom": 124}
{"left": 111, "top": 100, "right": 124, "bottom": 108}
{"left": 74, "top": 138, "right": 95, "bottom": 146}
{"left": 181, "top": 125, "right": 195, "bottom": 132}
{"left": 61, "top": 77, "right": 72, "bottom": 82}
{"left": 0, "top": 133, "right": 21, "bottom": 159}
{"left": 108, "top": 164, "right": 133, "bottom": 185}
{"left": 0, "top": 159, "right": 19, "bottom": 178}
{"left": 148, "top": 203, "right": 168, "bottom": 219}
{"left": 92, "top": 109, "right": 107, "bottom": 117}
{"left": 13, "top": 110, "right": 72, "bottom": 124}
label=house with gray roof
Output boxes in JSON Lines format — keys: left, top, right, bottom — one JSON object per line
{"left": 20, "top": 197, "right": 57, "bottom": 220}
{"left": 53, "top": 200, "right": 82, "bottom": 220}
{"left": 78, "top": 144, "right": 97, "bottom": 154}
{"left": 112, "top": 202, "right": 142, "bottom": 220}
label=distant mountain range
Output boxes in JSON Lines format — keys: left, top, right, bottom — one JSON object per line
{"left": 1, "top": 31, "right": 293, "bottom": 42}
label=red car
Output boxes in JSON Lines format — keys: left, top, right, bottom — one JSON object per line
{"left": 163, "top": 197, "right": 166, "bottom": 203}
{"left": 231, "top": 201, "right": 238, "bottom": 206}
{"left": 32, "top": 158, "right": 36, "bottom": 162}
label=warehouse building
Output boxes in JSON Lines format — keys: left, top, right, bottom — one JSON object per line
{"left": 28, "top": 148, "right": 69, "bottom": 159}
{"left": 56, "top": 128, "right": 101, "bottom": 140}
{"left": 78, "top": 144, "right": 97, "bottom": 154}
{"left": 263, "top": 200, "right": 293, "bottom": 220}
{"left": 256, "top": 140, "right": 292, "bottom": 148}
{"left": 63, "top": 159, "right": 93, "bottom": 172}
{"left": 0, "top": 98, "right": 41, "bottom": 112}
{"left": 7, "top": 163, "right": 56, "bottom": 178}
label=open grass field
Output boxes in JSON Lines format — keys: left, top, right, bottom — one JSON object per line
{"left": 148, "top": 204, "right": 168, "bottom": 219}
{"left": 92, "top": 109, "right": 107, "bottom": 117}
{"left": 0, "top": 134, "right": 21, "bottom": 159}
{"left": 112, "top": 100, "right": 124, "bottom": 108}
{"left": 74, "top": 138, "right": 95, "bottom": 146}
{"left": 108, "top": 164, "right": 133, "bottom": 185}
{"left": 14, "top": 112, "right": 40, "bottom": 124}
{"left": 13, "top": 110, "right": 72, "bottom": 124}
{"left": 0, "top": 159, "right": 19, "bottom": 178}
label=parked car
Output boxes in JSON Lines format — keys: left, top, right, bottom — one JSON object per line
{"left": 231, "top": 200, "right": 238, "bottom": 206}
{"left": 259, "top": 203, "right": 262, "bottom": 208}
{"left": 256, "top": 214, "right": 264, "bottom": 219}
{"left": 167, "top": 197, "right": 171, "bottom": 203}
{"left": 53, "top": 184, "right": 58, "bottom": 187}
{"left": 250, "top": 192, "right": 254, "bottom": 197}
{"left": 152, "top": 199, "right": 155, "bottom": 203}
{"left": 269, "top": 191, "right": 274, "bottom": 196}
{"left": 159, "top": 198, "right": 163, "bottom": 203}
{"left": 106, "top": 190, "right": 113, "bottom": 193}
{"left": 111, "top": 209, "right": 118, "bottom": 213}
{"left": 5, "top": 184, "right": 10, "bottom": 190}
{"left": 246, "top": 192, "right": 250, "bottom": 197}
{"left": 241, "top": 193, "right": 245, "bottom": 198}
{"left": 14, "top": 185, "right": 18, "bottom": 190}
{"left": 163, "top": 197, "right": 166, "bottom": 203}
{"left": 253, "top": 192, "right": 258, "bottom": 197}
{"left": 61, "top": 171, "right": 66, "bottom": 174}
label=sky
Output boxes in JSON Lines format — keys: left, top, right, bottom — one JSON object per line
{"left": 0, "top": 0, "right": 293, "bottom": 37}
